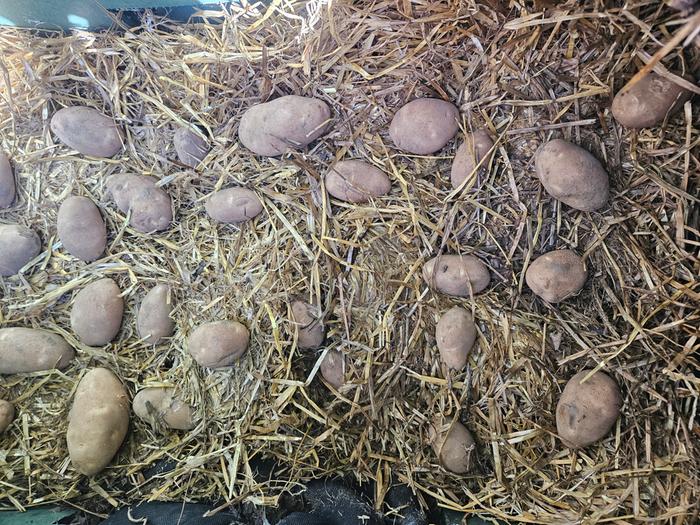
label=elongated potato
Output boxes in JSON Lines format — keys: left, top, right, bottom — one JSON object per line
{"left": 450, "top": 130, "right": 494, "bottom": 189}
{"left": 57, "top": 196, "right": 107, "bottom": 262}
{"left": 205, "top": 187, "right": 263, "bottom": 224}
{"left": 67, "top": 368, "right": 129, "bottom": 475}
{"left": 389, "top": 99, "right": 459, "bottom": 155}
{"left": 70, "top": 278, "right": 124, "bottom": 346}
{"left": 320, "top": 349, "right": 345, "bottom": 390}
{"left": 105, "top": 174, "right": 172, "bottom": 233}
{"left": 423, "top": 255, "right": 490, "bottom": 297}
{"left": 0, "top": 224, "right": 41, "bottom": 276}
{"left": 0, "top": 327, "right": 74, "bottom": 374}
{"left": 429, "top": 418, "right": 476, "bottom": 474}
{"left": 0, "top": 400, "right": 14, "bottom": 433}
{"left": 0, "top": 151, "right": 15, "bottom": 208}
{"left": 324, "top": 160, "right": 391, "bottom": 203}
{"left": 137, "top": 284, "right": 175, "bottom": 345}
{"left": 50, "top": 106, "right": 122, "bottom": 158}
{"left": 526, "top": 250, "right": 587, "bottom": 303}
{"left": 436, "top": 306, "right": 476, "bottom": 369}
{"left": 133, "top": 387, "right": 194, "bottom": 430}
{"left": 188, "top": 321, "right": 249, "bottom": 368}
{"left": 291, "top": 300, "right": 325, "bottom": 349}
{"left": 174, "top": 128, "right": 209, "bottom": 167}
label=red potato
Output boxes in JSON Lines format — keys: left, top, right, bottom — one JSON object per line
{"left": 423, "top": 255, "right": 490, "bottom": 297}
{"left": 324, "top": 160, "right": 391, "bottom": 203}
{"left": 450, "top": 130, "right": 494, "bottom": 190}
{"left": 389, "top": 98, "right": 459, "bottom": 155}
{"left": 133, "top": 387, "right": 194, "bottom": 431}
{"left": 0, "top": 151, "right": 15, "bottom": 208}
{"left": 70, "top": 278, "right": 124, "bottom": 346}
{"left": 50, "top": 106, "right": 122, "bottom": 158}
{"left": 57, "top": 196, "right": 107, "bottom": 262}
{"left": 137, "top": 284, "right": 175, "bottom": 345}
{"left": 174, "top": 127, "right": 209, "bottom": 167}
{"left": 525, "top": 249, "right": 587, "bottom": 303}
{"left": 429, "top": 418, "right": 477, "bottom": 474}
{"left": 205, "top": 187, "right": 263, "bottom": 224}
{"left": 188, "top": 320, "right": 250, "bottom": 368}
{"left": 105, "top": 174, "right": 172, "bottom": 233}
{"left": 436, "top": 306, "right": 476, "bottom": 369}
{"left": 0, "top": 328, "right": 74, "bottom": 374}
{"left": 291, "top": 300, "right": 325, "bottom": 349}
{"left": 320, "top": 349, "right": 345, "bottom": 390}
{"left": 0, "top": 400, "right": 14, "bottom": 433}
{"left": 0, "top": 224, "right": 41, "bottom": 276}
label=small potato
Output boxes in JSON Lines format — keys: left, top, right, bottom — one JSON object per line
{"left": 611, "top": 71, "right": 692, "bottom": 129}
{"left": 188, "top": 320, "right": 249, "bottom": 368}
{"left": 389, "top": 98, "right": 459, "bottom": 155}
{"left": 67, "top": 368, "right": 129, "bottom": 475}
{"left": 324, "top": 160, "right": 391, "bottom": 203}
{"left": 450, "top": 130, "right": 494, "bottom": 189}
{"left": 70, "top": 278, "right": 124, "bottom": 346}
{"left": 0, "top": 224, "right": 41, "bottom": 276}
{"left": 0, "top": 327, "right": 74, "bottom": 374}
{"left": 205, "top": 187, "right": 263, "bottom": 224}
{"left": 239, "top": 95, "right": 331, "bottom": 156}
{"left": 137, "top": 284, "right": 175, "bottom": 345}
{"left": 535, "top": 139, "right": 609, "bottom": 211}
{"left": 174, "top": 128, "right": 209, "bottom": 168}
{"left": 57, "top": 196, "right": 107, "bottom": 262}
{"left": 0, "top": 151, "right": 15, "bottom": 208}
{"left": 429, "top": 419, "right": 476, "bottom": 474}
{"left": 436, "top": 306, "right": 476, "bottom": 369}
{"left": 0, "top": 400, "right": 14, "bottom": 433}
{"left": 106, "top": 174, "right": 172, "bottom": 233}
{"left": 50, "top": 106, "right": 122, "bottom": 158}
{"left": 320, "top": 349, "right": 345, "bottom": 390}
{"left": 291, "top": 300, "right": 324, "bottom": 349}
{"left": 526, "top": 250, "right": 587, "bottom": 303}
{"left": 556, "top": 370, "right": 622, "bottom": 449}
{"left": 423, "top": 255, "right": 490, "bottom": 297}
{"left": 133, "top": 387, "right": 194, "bottom": 431}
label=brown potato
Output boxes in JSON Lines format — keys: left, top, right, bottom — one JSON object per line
{"left": 0, "top": 400, "right": 14, "bottom": 433}
{"left": 324, "top": 160, "right": 391, "bottom": 203}
{"left": 0, "top": 151, "right": 15, "bottom": 208}
{"left": 70, "top": 278, "right": 124, "bottom": 346}
{"left": 450, "top": 130, "right": 494, "bottom": 189}
{"left": 526, "top": 250, "right": 587, "bottom": 303}
{"left": 320, "top": 349, "right": 345, "bottom": 390}
{"left": 50, "top": 106, "right": 122, "bottom": 158}
{"left": 239, "top": 95, "right": 331, "bottom": 156}
{"left": 57, "top": 196, "right": 107, "bottom": 262}
{"left": 534, "top": 139, "right": 609, "bottom": 211}
{"left": 436, "top": 306, "right": 476, "bottom": 369}
{"left": 0, "top": 224, "right": 41, "bottom": 276}
{"left": 556, "top": 370, "right": 622, "bottom": 449}
{"left": 291, "top": 300, "right": 324, "bottom": 349}
{"left": 188, "top": 320, "right": 249, "bottom": 368}
{"left": 205, "top": 187, "right": 263, "bottom": 224}
{"left": 133, "top": 387, "right": 194, "bottom": 431}
{"left": 611, "top": 71, "right": 692, "bottom": 129}
{"left": 429, "top": 418, "right": 476, "bottom": 474}
{"left": 389, "top": 98, "right": 459, "bottom": 155}
{"left": 174, "top": 128, "right": 209, "bottom": 168}
{"left": 67, "top": 368, "right": 129, "bottom": 475}
{"left": 423, "top": 255, "right": 490, "bottom": 297}
{"left": 137, "top": 284, "right": 175, "bottom": 345}
{"left": 105, "top": 174, "right": 172, "bottom": 232}
{"left": 0, "top": 327, "right": 74, "bottom": 374}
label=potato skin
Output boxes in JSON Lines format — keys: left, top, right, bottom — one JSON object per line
{"left": 535, "top": 139, "right": 609, "bottom": 211}
{"left": 430, "top": 419, "right": 476, "bottom": 474}
{"left": 0, "top": 328, "right": 74, "bottom": 374}
{"left": 450, "top": 130, "right": 494, "bottom": 189}
{"left": 0, "top": 224, "right": 41, "bottom": 276}
{"left": 320, "top": 349, "right": 345, "bottom": 390}
{"left": 137, "top": 284, "right": 175, "bottom": 345}
{"left": 133, "top": 387, "right": 194, "bottom": 431}
{"left": 389, "top": 98, "right": 459, "bottom": 155}
{"left": 174, "top": 128, "right": 209, "bottom": 168}
{"left": 239, "top": 95, "right": 331, "bottom": 156}
{"left": 423, "top": 255, "right": 490, "bottom": 297}
{"left": 291, "top": 300, "right": 324, "bottom": 349}
{"left": 325, "top": 160, "right": 391, "bottom": 203}
{"left": 0, "top": 151, "right": 15, "bottom": 208}
{"left": 556, "top": 370, "right": 622, "bottom": 448}
{"left": 67, "top": 368, "right": 129, "bottom": 476}
{"left": 0, "top": 400, "right": 14, "bottom": 433}
{"left": 70, "top": 278, "right": 124, "bottom": 346}
{"left": 436, "top": 306, "right": 476, "bottom": 369}
{"left": 50, "top": 107, "right": 122, "bottom": 158}
{"left": 57, "top": 196, "right": 107, "bottom": 262}
{"left": 105, "top": 174, "right": 172, "bottom": 233}
{"left": 188, "top": 321, "right": 249, "bottom": 368}
{"left": 205, "top": 187, "right": 263, "bottom": 224}
{"left": 526, "top": 249, "right": 587, "bottom": 303}
{"left": 611, "top": 72, "right": 692, "bottom": 129}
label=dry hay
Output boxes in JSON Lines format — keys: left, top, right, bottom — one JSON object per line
{"left": 0, "top": 0, "right": 698, "bottom": 523}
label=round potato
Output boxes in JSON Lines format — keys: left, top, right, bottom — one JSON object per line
{"left": 450, "top": 130, "right": 494, "bottom": 189}
{"left": 239, "top": 95, "right": 331, "bottom": 156}
{"left": 534, "top": 139, "right": 609, "bottom": 211}
{"left": 612, "top": 71, "right": 692, "bottom": 129}
{"left": 133, "top": 387, "right": 194, "bottom": 431}
{"left": 0, "top": 327, "right": 74, "bottom": 374}
{"left": 423, "top": 255, "right": 490, "bottom": 297}
{"left": 0, "top": 400, "right": 14, "bottom": 433}
{"left": 174, "top": 127, "right": 209, "bottom": 168}
{"left": 324, "top": 160, "right": 391, "bottom": 203}
{"left": 0, "top": 224, "right": 41, "bottom": 276}
{"left": 291, "top": 300, "right": 325, "bottom": 349}
{"left": 57, "top": 196, "right": 107, "bottom": 262}
{"left": 0, "top": 151, "right": 15, "bottom": 208}
{"left": 188, "top": 320, "right": 249, "bottom": 368}
{"left": 205, "top": 187, "right": 263, "bottom": 224}
{"left": 556, "top": 370, "right": 622, "bottom": 449}
{"left": 67, "top": 368, "right": 129, "bottom": 476}
{"left": 105, "top": 174, "right": 172, "bottom": 233}
{"left": 526, "top": 249, "right": 587, "bottom": 303}
{"left": 429, "top": 419, "right": 476, "bottom": 474}
{"left": 320, "top": 349, "right": 345, "bottom": 390}
{"left": 50, "top": 106, "right": 122, "bottom": 158}
{"left": 389, "top": 98, "right": 459, "bottom": 155}
{"left": 70, "top": 278, "right": 124, "bottom": 346}
{"left": 436, "top": 306, "right": 476, "bottom": 369}
{"left": 137, "top": 284, "right": 175, "bottom": 345}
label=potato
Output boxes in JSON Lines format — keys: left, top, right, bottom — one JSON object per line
{"left": 291, "top": 300, "right": 324, "bottom": 349}
{"left": 70, "top": 278, "right": 124, "bottom": 346}
{"left": 436, "top": 306, "right": 476, "bottom": 369}
{"left": 105, "top": 174, "right": 172, "bottom": 232}
{"left": 205, "top": 187, "right": 263, "bottom": 224}
{"left": 429, "top": 419, "right": 476, "bottom": 474}
{"left": 133, "top": 387, "right": 194, "bottom": 431}
{"left": 239, "top": 95, "right": 331, "bottom": 156}
{"left": 0, "top": 224, "right": 41, "bottom": 276}
{"left": 556, "top": 370, "right": 622, "bottom": 448}
{"left": 50, "top": 106, "right": 122, "bottom": 158}
{"left": 389, "top": 98, "right": 459, "bottom": 155}
{"left": 324, "top": 160, "right": 391, "bottom": 203}
{"left": 0, "top": 400, "right": 14, "bottom": 433}
{"left": 423, "top": 255, "right": 490, "bottom": 297}
{"left": 526, "top": 249, "right": 587, "bottom": 303}
{"left": 67, "top": 368, "right": 129, "bottom": 475}
{"left": 188, "top": 320, "right": 249, "bottom": 368}
{"left": 450, "top": 130, "right": 494, "bottom": 189}
{"left": 0, "top": 151, "right": 15, "bottom": 208}
{"left": 0, "top": 327, "right": 74, "bottom": 374}
{"left": 320, "top": 349, "right": 344, "bottom": 390}
{"left": 137, "top": 284, "right": 175, "bottom": 345}
{"left": 611, "top": 71, "right": 692, "bottom": 129}
{"left": 174, "top": 128, "right": 209, "bottom": 168}
{"left": 57, "top": 196, "right": 107, "bottom": 262}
